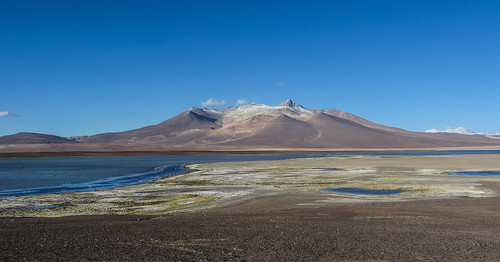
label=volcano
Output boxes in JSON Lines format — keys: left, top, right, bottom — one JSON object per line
{"left": 2, "top": 99, "right": 500, "bottom": 150}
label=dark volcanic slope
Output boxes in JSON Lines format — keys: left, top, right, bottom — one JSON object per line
{"left": 0, "top": 132, "right": 76, "bottom": 144}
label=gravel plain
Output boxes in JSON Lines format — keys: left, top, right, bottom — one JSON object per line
{"left": 1, "top": 154, "right": 500, "bottom": 261}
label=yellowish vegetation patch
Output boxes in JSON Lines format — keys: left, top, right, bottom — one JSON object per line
{"left": 125, "top": 194, "right": 221, "bottom": 214}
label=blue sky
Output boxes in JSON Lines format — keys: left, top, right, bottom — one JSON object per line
{"left": 1, "top": 0, "right": 499, "bottom": 137}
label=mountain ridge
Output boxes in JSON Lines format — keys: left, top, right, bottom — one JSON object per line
{"left": 2, "top": 99, "right": 500, "bottom": 149}
{"left": 0, "top": 132, "right": 78, "bottom": 145}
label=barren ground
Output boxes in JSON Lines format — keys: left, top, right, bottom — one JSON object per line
{"left": 1, "top": 154, "right": 500, "bottom": 261}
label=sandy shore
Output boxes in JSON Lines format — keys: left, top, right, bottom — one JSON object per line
{"left": 1, "top": 154, "right": 500, "bottom": 260}
{"left": 2, "top": 143, "right": 500, "bottom": 157}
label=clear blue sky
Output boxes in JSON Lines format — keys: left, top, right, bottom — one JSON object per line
{"left": 1, "top": 0, "right": 499, "bottom": 137}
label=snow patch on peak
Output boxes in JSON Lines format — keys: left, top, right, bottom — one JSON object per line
{"left": 425, "top": 126, "right": 496, "bottom": 136}
{"left": 453, "top": 126, "right": 474, "bottom": 135}
{"left": 223, "top": 99, "right": 314, "bottom": 120}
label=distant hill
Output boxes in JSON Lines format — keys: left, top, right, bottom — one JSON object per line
{"left": 2, "top": 99, "right": 500, "bottom": 149}
{"left": 0, "top": 132, "right": 77, "bottom": 145}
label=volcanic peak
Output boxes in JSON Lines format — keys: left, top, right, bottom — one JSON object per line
{"left": 219, "top": 99, "right": 314, "bottom": 122}
{"left": 276, "top": 99, "right": 296, "bottom": 107}
{"left": 274, "top": 99, "right": 313, "bottom": 115}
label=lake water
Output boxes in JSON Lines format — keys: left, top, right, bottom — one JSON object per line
{"left": 0, "top": 154, "right": 325, "bottom": 197}
{"left": 1, "top": 150, "right": 499, "bottom": 198}
{"left": 445, "top": 171, "right": 500, "bottom": 176}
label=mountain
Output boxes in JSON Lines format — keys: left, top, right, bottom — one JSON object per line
{"left": 0, "top": 132, "right": 77, "bottom": 145}
{"left": 2, "top": 100, "right": 500, "bottom": 149}
{"left": 76, "top": 99, "right": 500, "bottom": 148}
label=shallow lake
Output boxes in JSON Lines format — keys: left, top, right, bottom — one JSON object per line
{"left": 0, "top": 154, "right": 325, "bottom": 197}
{"left": 1, "top": 150, "right": 499, "bottom": 197}
{"left": 445, "top": 171, "right": 500, "bottom": 176}
{"left": 321, "top": 187, "right": 409, "bottom": 195}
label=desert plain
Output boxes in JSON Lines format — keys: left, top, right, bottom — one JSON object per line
{"left": 1, "top": 153, "right": 500, "bottom": 261}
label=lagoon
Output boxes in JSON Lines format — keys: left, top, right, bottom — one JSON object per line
{"left": 446, "top": 171, "right": 500, "bottom": 176}
{"left": 321, "top": 187, "right": 409, "bottom": 195}
{"left": 0, "top": 154, "right": 322, "bottom": 197}
{"left": 1, "top": 150, "right": 500, "bottom": 198}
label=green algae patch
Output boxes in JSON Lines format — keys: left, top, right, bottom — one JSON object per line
{"left": 0, "top": 193, "right": 222, "bottom": 217}
{"left": 175, "top": 179, "right": 217, "bottom": 186}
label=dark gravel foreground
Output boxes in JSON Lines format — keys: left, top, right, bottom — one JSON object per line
{"left": 1, "top": 195, "right": 499, "bottom": 261}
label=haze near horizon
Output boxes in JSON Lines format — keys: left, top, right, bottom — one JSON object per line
{"left": 1, "top": 1, "right": 499, "bottom": 137}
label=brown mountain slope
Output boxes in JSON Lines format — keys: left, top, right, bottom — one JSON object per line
{"left": 306, "top": 112, "right": 422, "bottom": 148}
{"left": 307, "top": 113, "right": 499, "bottom": 148}
{"left": 84, "top": 108, "right": 222, "bottom": 144}
{"left": 325, "top": 109, "right": 410, "bottom": 134}
{"left": 2, "top": 100, "right": 500, "bottom": 149}
{"left": 217, "top": 114, "right": 319, "bottom": 148}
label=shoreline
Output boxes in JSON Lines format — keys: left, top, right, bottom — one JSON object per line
{"left": 0, "top": 165, "right": 189, "bottom": 198}
{"left": 2, "top": 144, "right": 500, "bottom": 157}
{"left": 3, "top": 149, "right": 499, "bottom": 200}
